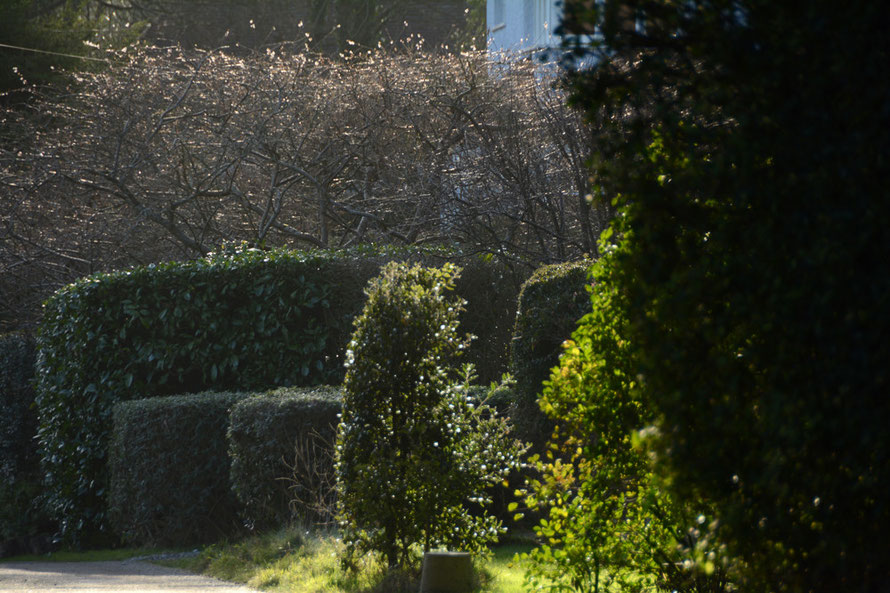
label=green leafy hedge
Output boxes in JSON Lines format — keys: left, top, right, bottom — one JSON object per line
{"left": 37, "top": 247, "right": 332, "bottom": 545}
{"left": 509, "top": 261, "right": 592, "bottom": 448}
{"left": 108, "top": 391, "right": 250, "bottom": 547}
{"left": 36, "top": 243, "right": 522, "bottom": 545}
{"left": 228, "top": 386, "right": 343, "bottom": 530}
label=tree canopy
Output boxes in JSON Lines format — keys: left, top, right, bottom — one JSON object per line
{"left": 556, "top": 1, "right": 890, "bottom": 591}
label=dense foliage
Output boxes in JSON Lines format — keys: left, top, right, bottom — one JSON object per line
{"left": 34, "top": 243, "right": 518, "bottom": 546}
{"left": 228, "top": 385, "right": 343, "bottom": 529}
{"left": 336, "top": 262, "right": 525, "bottom": 570}
{"left": 521, "top": 257, "right": 730, "bottom": 593}
{"left": 0, "top": 332, "right": 37, "bottom": 486}
{"left": 557, "top": 1, "right": 890, "bottom": 590}
{"left": 509, "top": 260, "right": 592, "bottom": 449}
{"left": 108, "top": 391, "right": 249, "bottom": 547}
{"left": 36, "top": 246, "right": 331, "bottom": 545}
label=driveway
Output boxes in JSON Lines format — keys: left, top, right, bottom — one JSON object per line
{"left": 0, "top": 559, "right": 258, "bottom": 592}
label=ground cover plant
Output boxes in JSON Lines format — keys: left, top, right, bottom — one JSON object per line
{"left": 164, "top": 527, "right": 531, "bottom": 593}
{"left": 336, "top": 262, "right": 526, "bottom": 571}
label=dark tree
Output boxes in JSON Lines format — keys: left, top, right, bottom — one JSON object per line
{"left": 559, "top": 1, "right": 890, "bottom": 591}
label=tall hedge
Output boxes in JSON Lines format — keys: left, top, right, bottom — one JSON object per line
{"left": 509, "top": 261, "right": 593, "bottom": 448}
{"left": 228, "top": 386, "right": 343, "bottom": 530}
{"left": 35, "top": 243, "right": 521, "bottom": 545}
{"left": 108, "top": 391, "right": 249, "bottom": 547}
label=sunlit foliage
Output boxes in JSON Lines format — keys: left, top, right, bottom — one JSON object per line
{"left": 336, "top": 262, "right": 525, "bottom": 570}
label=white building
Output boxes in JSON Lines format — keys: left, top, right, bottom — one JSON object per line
{"left": 486, "top": 0, "right": 563, "bottom": 57}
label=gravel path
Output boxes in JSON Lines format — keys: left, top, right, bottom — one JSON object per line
{"left": 0, "top": 559, "right": 259, "bottom": 592}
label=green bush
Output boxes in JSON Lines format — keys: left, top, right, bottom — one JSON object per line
{"left": 108, "top": 391, "right": 250, "bottom": 547}
{"left": 520, "top": 255, "right": 730, "bottom": 593}
{"left": 36, "top": 246, "right": 331, "bottom": 545}
{"left": 560, "top": 2, "right": 890, "bottom": 590}
{"left": 336, "top": 262, "right": 525, "bottom": 570}
{"left": 36, "top": 242, "right": 521, "bottom": 545}
{"left": 509, "top": 261, "right": 592, "bottom": 448}
{"left": 0, "top": 332, "right": 55, "bottom": 543}
{"left": 228, "top": 385, "right": 343, "bottom": 530}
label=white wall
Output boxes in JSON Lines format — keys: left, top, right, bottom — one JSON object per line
{"left": 487, "top": 0, "right": 562, "bottom": 56}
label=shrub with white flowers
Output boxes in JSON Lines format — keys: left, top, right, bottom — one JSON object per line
{"left": 335, "top": 262, "right": 525, "bottom": 571}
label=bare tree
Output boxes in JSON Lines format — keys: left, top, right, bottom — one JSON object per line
{"left": 1, "top": 44, "right": 612, "bottom": 331}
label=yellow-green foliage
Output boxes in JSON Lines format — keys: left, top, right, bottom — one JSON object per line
{"left": 520, "top": 254, "right": 730, "bottom": 593}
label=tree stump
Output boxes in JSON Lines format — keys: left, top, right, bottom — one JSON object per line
{"left": 419, "top": 551, "right": 474, "bottom": 593}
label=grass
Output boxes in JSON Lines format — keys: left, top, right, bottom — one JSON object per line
{"left": 161, "top": 528, "right": 533, "bottom": 593}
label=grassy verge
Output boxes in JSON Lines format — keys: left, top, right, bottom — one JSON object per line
{"left": 162, "top": 528, "right": 532, "bottom": 593}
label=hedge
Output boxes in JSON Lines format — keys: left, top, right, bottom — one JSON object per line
{"left": 228, "top": 385, "right": 343, "bottom": 529}
{"left": 36, "top": 243, "right": 523, "bottom": 544}
{"left": 108, "top": 391, "right": 250, "bottom": 547}
{"left": 509, "top": 261, "right": 593, "bottom": 448}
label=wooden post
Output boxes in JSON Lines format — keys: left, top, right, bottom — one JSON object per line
{"left": 419, "top": 551, "right": 474, "bottom": 593}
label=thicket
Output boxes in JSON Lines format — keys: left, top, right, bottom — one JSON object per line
{"left": 108, "top": 391, "right": 249, "bottom": 547}
{"left": 555, "top": 1, "right": 890, "bottom": 590}
{"left": 228, "top": 385, "right": 343, "bottom": 530}
{"left": 35, "top": 243, "right": 518, "bottom": 546}
{"left": 1, "top": 43, "right": 608, "bottom": 332}
{"left": 336, "top": 262, "right": 525, "bottom": 571}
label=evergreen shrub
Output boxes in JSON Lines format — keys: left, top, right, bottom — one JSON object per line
{"left": 228, "top": 385, "right": 343, "bottom": 529}
{"left": 36, "top": 243, "right": 521, "bottom": 545}
{"left": 336, "top": 262, "right": 525, "bottom": 570}
{"left": 108, "top": 391, "right": 249, "bottom": 547}
{"left": 509, "top": 260, "right": 592, "bottom": 448}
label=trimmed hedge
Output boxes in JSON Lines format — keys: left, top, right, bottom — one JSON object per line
{"left": 228, "top": 386, "right": 343, "bottom": 529}
{"left": 108, "top": 391, "right": 250, "bottom": 547}
{"left": 36, "top": 243, "right": 522, "bottom": 544}
{"left": 510, "top": 261, "right": 593, "bottom": 448}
